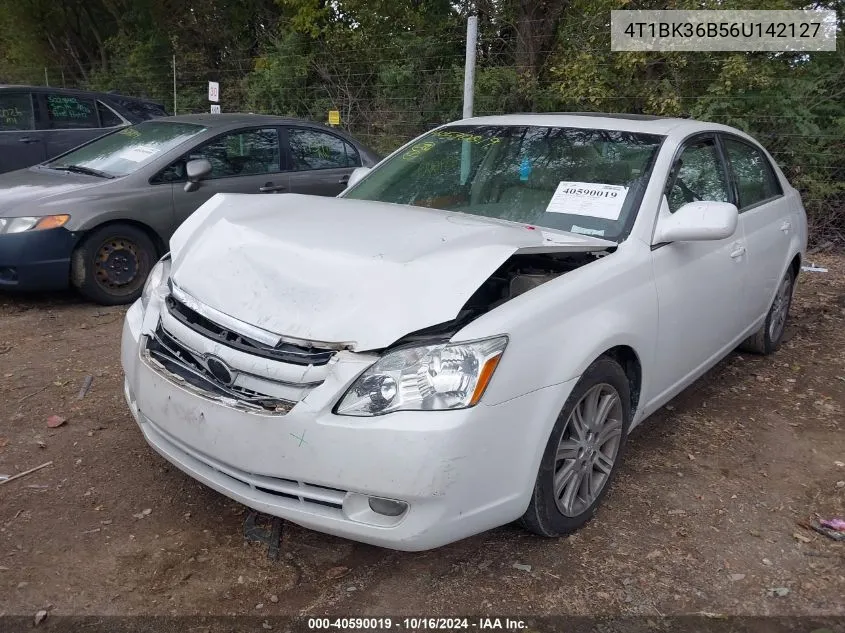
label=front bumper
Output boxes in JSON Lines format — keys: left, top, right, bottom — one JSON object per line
{"left": 121, "top": 299, "right": 576, "bottom": 550}
{"left": 0, "top": 227, "right": 78, "bottom": 290}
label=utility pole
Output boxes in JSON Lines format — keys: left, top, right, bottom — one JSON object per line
{"left": 44, "top": 67, "right": 49, "bottom": 86}
{"left": 461, "top": 13, "right": 478, "bottom": 184}
{"left": 172, "top": 55, "right": 177, "bottom": 115}
{"left": 462, "top": 14, "right": 478, "bottom": 119}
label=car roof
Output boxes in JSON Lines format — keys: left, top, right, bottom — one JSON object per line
{"left": 158, "top": 113, "right": 350, "bottom": 134}
{"left": 450, "top": 113, "right": 733, "bottom": 137}
{"left": 0, "top": 84, "right": 161, "bottom": 105}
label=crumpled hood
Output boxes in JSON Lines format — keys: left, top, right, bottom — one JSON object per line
{"left": 169, "top": 193, "right": 614, "bottom": 350}
{"left": 0, "top": 166, "right": 111, "bottom": 216}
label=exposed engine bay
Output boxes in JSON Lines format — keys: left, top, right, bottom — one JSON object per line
{"left": 392, "top": 249, "right": 610, "bottom": 346}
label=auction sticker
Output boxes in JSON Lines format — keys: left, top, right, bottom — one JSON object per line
{"left": 546, "top": 181, "right": 628, "bottom": 220}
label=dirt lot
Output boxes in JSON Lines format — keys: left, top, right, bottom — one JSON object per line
{"left": 1, "top": 254, "right": 843, "bottom": 621}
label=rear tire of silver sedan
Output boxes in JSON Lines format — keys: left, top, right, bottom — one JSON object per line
{"left": 738, "top": 268, "right": 795, "bottom": 356}
{"left": 521, "top": 357, "right": 631, "bottom": 537}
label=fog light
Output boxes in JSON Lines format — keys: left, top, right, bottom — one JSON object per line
{"left": 367, "top": 497, "right": 408, "bottom": 517}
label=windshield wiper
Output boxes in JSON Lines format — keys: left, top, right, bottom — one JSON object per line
{"left": 51, "top": 164, "right": 115, "bottom": 179}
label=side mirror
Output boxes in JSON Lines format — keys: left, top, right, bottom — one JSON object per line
{"left": 346, "top": 166, "right": 371, "bottom": 190}
{"left": 653, "top": 201, "right": 738, "bottom": 244}
{"left": 183, "top": 159, "right": 212, "bottom": 193}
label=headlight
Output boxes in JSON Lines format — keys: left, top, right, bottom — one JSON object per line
{"left": 140, "top": 255, "right": 171, "bottom": 310}
{"left": 0, "top": 215, "right": 70, "bottom": 234}
{"left": 336, "top": 336, "right": 507, "bottom": 416}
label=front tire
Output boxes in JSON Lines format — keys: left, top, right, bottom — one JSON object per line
{"left": 738, "top": 268, "right": 795, "bottom": 355}
{"left": 521, "top": 357, "right": 632, "bottom": 537}
{"left": 71, "top": 224, "right": 156, "bottom": 305}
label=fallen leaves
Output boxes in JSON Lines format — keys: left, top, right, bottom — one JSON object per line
{"left": 46, "top": 415, "right": 66, "bottom": 428}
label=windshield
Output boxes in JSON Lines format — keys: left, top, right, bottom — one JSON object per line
{"left": 46, "top": 121, "right": 206, "bottom": 177}
{"left": 344, "top": 125, "right": 664, "bottom": 241}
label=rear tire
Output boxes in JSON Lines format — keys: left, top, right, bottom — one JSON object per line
{"left": 738, "top": 268, "right": 795, "bottom": 355}
{"left": 521, "top": 357, "right": 632, "bottom": 537}
{"left": 71, "top": 224, "right": 157, "bottom": 305}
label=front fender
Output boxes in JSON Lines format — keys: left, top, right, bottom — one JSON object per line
{"left": 454, "top": 244, "right": 658, "bottom": 410}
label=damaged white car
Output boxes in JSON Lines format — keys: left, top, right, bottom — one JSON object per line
{"left": 121, "top": 114, "right": 807, "bottom": 550}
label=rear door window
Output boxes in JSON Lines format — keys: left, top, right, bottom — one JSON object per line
{"left": 0, "top": 92, "right": 34, "bottom": 131}
{"left": 44, "top": 94, "right": 99, "bottom": 129}
{"left": 288, "top": 128, "right": 358, "bottom": 170}
{"left": 723, "top": 137, "right": 783, "bottom": 210}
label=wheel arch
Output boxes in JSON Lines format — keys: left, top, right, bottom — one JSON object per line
{"left": 73, "top": 219, "right": 167, "bottom": 259}
{"left": 789, "top": 251, "right": 801, "bottom": 280}
{"left": 599, "top": 345, "right": 643, "bottom": 416}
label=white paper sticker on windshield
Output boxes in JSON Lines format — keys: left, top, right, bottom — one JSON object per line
{"left": 546, "top": 181, "right": 629, "bottom": 220}
{"left": 117, "top": 145, "right": 158, "bottom": 163}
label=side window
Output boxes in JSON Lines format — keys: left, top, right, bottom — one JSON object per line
{"left": 0, "top": 92, "right": 34, "bottom": 131}
{"left": 346, "top": 141, "right": 362, "bottom": 167}
{"left": 666, "top": 138, "right": 729, "bottom": 213}
{"left": 97, "top": 101, "right": 123, "bottom": 127}
{"left": 288, "top": 129, "right": 354, "bottom": 170}
{"left": 723, "top": 138, "right": 783, "bottom": 210}
{"left": 186, "top": 128, "right": 281, "bottom": 179}
{"left": 45, "top": 94, "right": 99, "bottom": 129}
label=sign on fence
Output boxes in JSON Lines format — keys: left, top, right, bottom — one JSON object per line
{"left": 208, "top": 81, "right": 220, "bottom": 103}
{"left": 328, "top": 110, "right": 340, "bottom": 126}
{"left": 210, "top": 104, "right": 221, "bottom": 114}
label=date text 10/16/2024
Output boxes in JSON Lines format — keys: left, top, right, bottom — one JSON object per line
{"left": 307, "top": 618, "right": 528, "bottom": 631}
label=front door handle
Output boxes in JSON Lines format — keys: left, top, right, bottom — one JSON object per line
{"left": 18, "top": 137, "right": 38, "bottom": 144}
{"left": 259, "top": 183, "right": 287, "bottom": 193}
{"left": 339, "top": 174, "right": 350, "bottom": 185}
{"left": 730, "top": 245, "right": 746, "bottom": 259}
{"left": 780, "top": 220, "right": 792, "bottom": 233}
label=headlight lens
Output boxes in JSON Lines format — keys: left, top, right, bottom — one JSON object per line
{"left": 336, "top": 336, "right": 507, "bottom": 416}
{"left": 140, "top": 256, "right": 171, "bottom": 310}
{"left": 0, "top": 215, "right": 70, "bottom": 234}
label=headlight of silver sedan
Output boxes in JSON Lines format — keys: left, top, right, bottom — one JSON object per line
{"left": 0, "top": 215, "right": 70, "bottom": 234}
{"left": 336, "top": 336, "right": 508, "bottom": 416}
{"left": 140, "top": 255, "right": 171, "bottom": 311}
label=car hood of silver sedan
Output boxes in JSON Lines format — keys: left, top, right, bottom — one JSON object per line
{"left": 0, "top": 166, "right": 112, "bottom": 216}
{"left": 168, "top": 193, "right": 615, "bottom": 351}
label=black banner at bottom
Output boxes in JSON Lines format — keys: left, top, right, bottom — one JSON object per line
{"left": 0, "top": 616, "right": 842, "bottom": 633}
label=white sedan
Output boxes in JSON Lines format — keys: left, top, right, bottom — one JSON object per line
{"left": 121, "top": 114, "right": 807, "bottom": 550}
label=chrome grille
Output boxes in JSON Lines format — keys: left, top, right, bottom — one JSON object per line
{"left": 144, "top": 324, "right": 295, "bottom": 414}
{"left": 165, "top": 295, "right": 336, "bottom": 366}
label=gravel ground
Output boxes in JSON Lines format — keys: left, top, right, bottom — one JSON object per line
{"left": 0, "top": 253, "right": 843, "bottom": 623}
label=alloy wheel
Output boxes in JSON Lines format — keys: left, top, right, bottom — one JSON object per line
{"left": 768, "top": 275, "right": 792, "bottom": 342}
{"left": 553, "top": 383, "right": 624, "bottom": 517}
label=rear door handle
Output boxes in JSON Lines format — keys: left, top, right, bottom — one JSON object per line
{"left": 259, "top": 183, "right": 287, "bottom": 193}
{"left": 18, "top": 137, "right": 38, "bottom": 144}
{"left": 780, "top": 220, "right": 792, "bottom": 233}
{"left": 730, "top": 245, "right": 746, "bottom": 259}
